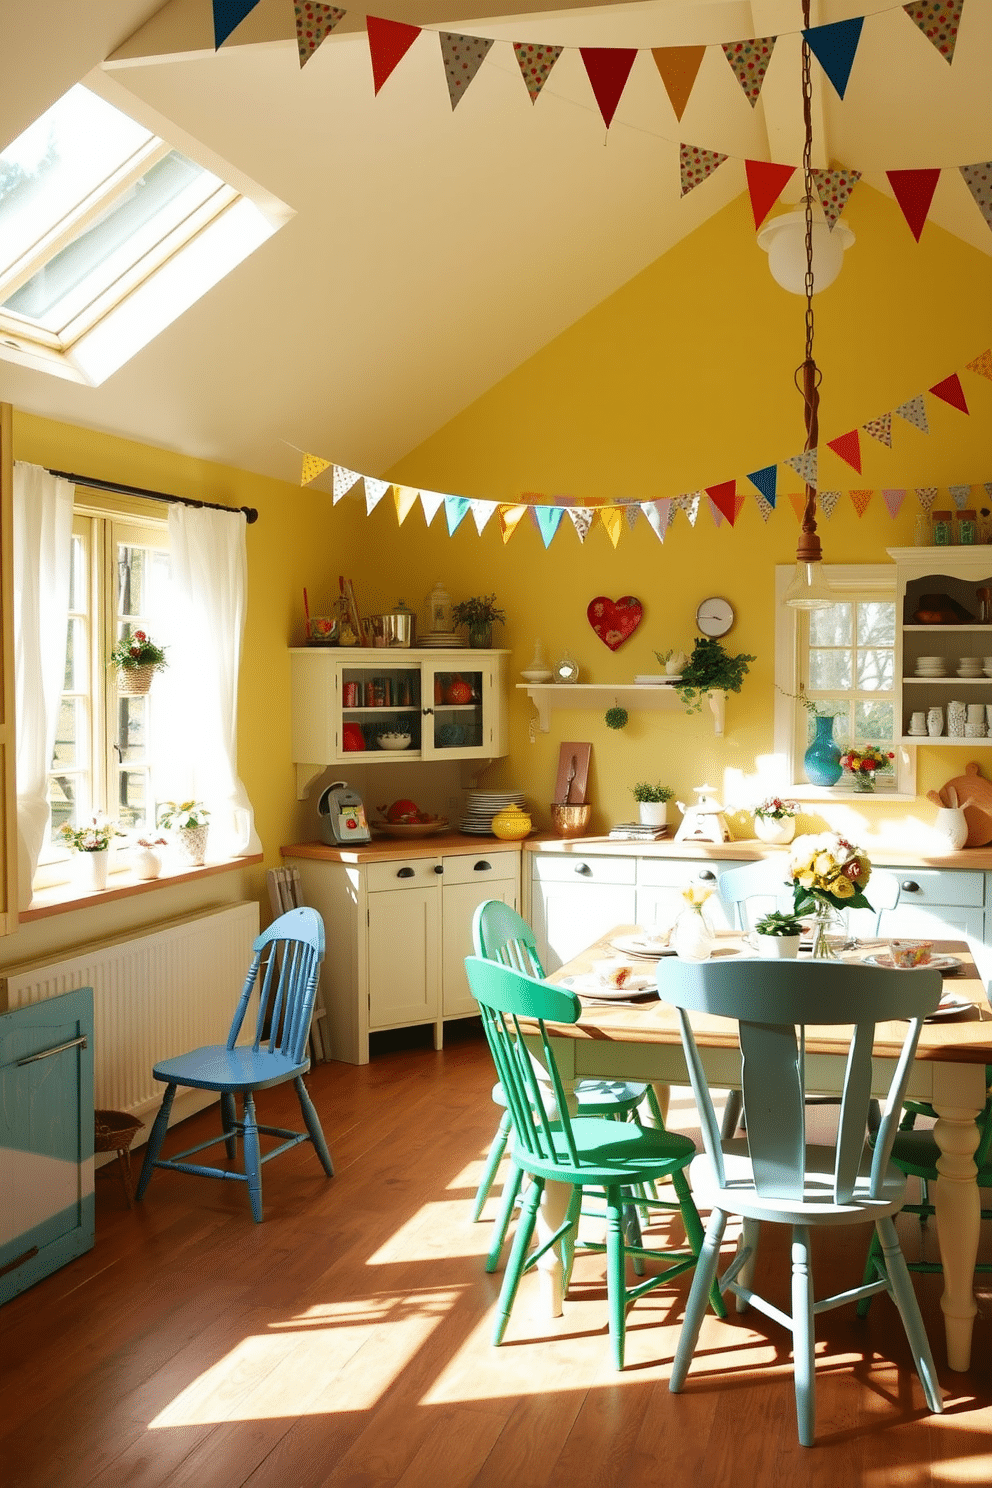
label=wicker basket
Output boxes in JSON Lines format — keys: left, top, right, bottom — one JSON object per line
{"left": 94, "top": 1109, "right": 143, "bottom": 1206}
{"left": 117, "top": 664, "right": 155, "bottom": 695}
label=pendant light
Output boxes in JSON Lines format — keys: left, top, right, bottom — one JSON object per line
{"left": 783, "top": 2, "right": 833, "bottom": 611}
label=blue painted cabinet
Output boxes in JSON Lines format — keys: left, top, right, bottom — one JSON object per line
{"left": 0, "top": 986, "right": 94, "bottom": 1305}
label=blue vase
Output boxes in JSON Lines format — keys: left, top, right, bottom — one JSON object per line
{"left": 804, "top": 713, "right": 842, "bottom": 787}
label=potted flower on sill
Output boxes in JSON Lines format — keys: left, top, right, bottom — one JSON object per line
{"left": 158, "top": 800, "right": 210, "bottom": 865}
{"left": 670, "top": 637, "right": 756, "bottom": 733}
{"left": 753, "top": 796, "right": 800, "bottom": 845}
{"left": 451, "top": 593, "right": 506, "bottom": 649}
{"left": 752, "top": 909, "right": 803, "bottom": 959}
{"left": 110, "top": 628, "right": 167, "bottom": 696}
{"left": 838, "top": 744, "right": 895, "bottom": 794}
{"left": 133, "top": 834, "right": 168, "bottom": 881}
{"left": 60, "top": 815, "right": 125, "bottom": 892}
{"left": 631, "top": 781, "right": 674, "bottom": 827}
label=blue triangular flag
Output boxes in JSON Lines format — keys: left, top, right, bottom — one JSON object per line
{"left": 803, "top": 16, "right": 864, "bottom": 100}
{"left": 746, "top": 464, "right": 778, "bottom": 507}
{"left": 444, "top": 496, "right": 470, "bottom": 535}
{"left": 534, "top": 505, "right": 564, "bottom": 548}
{"left": 213, "top": 0, "right": 261, "bottom": 50}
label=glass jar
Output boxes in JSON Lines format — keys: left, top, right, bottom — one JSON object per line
{"left": 956, "top": 509, "right": 977, "bottom": 545}
{"left": 914, "top": 512, "right": 932, "bottom": 546}
{"left": 932, "top": 510, "right": 953, "bottom": 545}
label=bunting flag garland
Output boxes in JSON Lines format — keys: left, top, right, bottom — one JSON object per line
{"left": 294, "top": 4, "right": 345, "bottom": 68}
{"left": 916, "top": 487, "right": 938, "bottom": 512}
{"left": 651, "top": 45, "right": 706, "bottom": 122}
{"left": 367, "top": 15, "right": 421, "bottom": 94}
{"left": 745, "top": 160, "right": 796, "bottom": 230}
{"left": 498, "top": 503, "right": 527, "bottom": 542}
{"left": 600, "top": 506, "right": 625, "bottom": 547}
{"left": 959, "top": 163, "right": 992, "bottom": 234}
{"left": 895, "top": 394, "right": 929, "bottom": 432}
{"left": 903, "top": 2, "right": 965, "bottom": 64}
{"left": 625, "top": 504, "right": 639, "bottom": 530}
{"left": 949, "top": 484, "right": 972, "bottom": 508}
{"left": 213, "top": 0, "right": 260, "bottom": 50}
{"left": 787, "top": 493, "right": 807, "bottom": 524}
{"left": 863, "top": 411, "right": 893, "bottom": 447}
{"left": 364, "top": 476, "right": 390, "bottom": 513}
{"left": 886, "top": 168, "right": 941, "bottom": 240}
{"left": 444, "top": 495, "right": 470, "bottom": 534}
{"left": 882, "top": 488, "right": 907, "bottom": 518}
{"left": 967, "top": 349, "right": 992, "bottom": 380}
{"left": 680, "top": 142, "right": 729, "bottom": 196}
{"left": 512, "top": 43, "right": 563, "bottom": 103}
{"left": 849, "top": 488, "right": 873, "bottom": 517}
{"left": 803, "top": 17, "right": 864, "bottom": 100}
{"left": 810, "top": 166, "right": 861, "bottom": 229}
{"left": 754, "top": 492, "right": 774, "bottom": 523}
{"left": 440, "top": 33, "right": 494, "bottom": 110}
{"left": 930, "top": 372, "right": 969, "bottom": 412}
{"left": 746, "top": 464, "right": 778, "bottom": 506}
{"left": 332, "top": 463, "right": 361, "bottom": 501}
{"left": 470, "top": 499, "right": 497, "bottom": 534}
{"left": 827, "top": 429, "right": 862, "bottom": 473}
{"left": 534, "top": 504, "right": 564, "bottom": 547}
{"left": 784, "top": 450, "right": 818, "bottom": 487}
{"left": 419, "top": 490, "right": 446, "bottom": 525}
{"left": 568, "top": 507, "right": 595, "bottom": 542}
{"left": 301, "top": 452, "right": 331, "bottom": 486}
{"left": 721, "top": 37, "right": 777, "bottom": 108}
{"left": 394, "top": 485, "right": 420, "bottom": 525}
{"left": 641, "top": 499, "right": 673, "bottom": 541}
{"left": 819, "top": 490, "right": 843, "bottom": 519}
{"left": 706, "top": 479, "right": 739, "bottom": 525}
{"left": 674, "top": 492, "right": 701, "bottom": 526}
{"left": 580, "top": 48, "right": 638, "bottom": 129}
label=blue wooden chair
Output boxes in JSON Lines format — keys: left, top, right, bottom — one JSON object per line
{"left": 464, "top": 954, "right": 716, "bottom": 1370}
{"left": 135, "top": 907, "right": 334, "bottom": 1222}
{"left": 658, "top": 957, "right": 944, "bottom": 1447}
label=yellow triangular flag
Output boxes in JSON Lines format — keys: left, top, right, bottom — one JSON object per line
{"left": 498, "top": 504, "right": 528, "bottom": 544}
{"left": 600, "top": 506, "right": 625, "bottom": 548}
{"left": 393, "top": 485, "right": 420, "bottom": 525}
{"left": 301, "top": 453, "right": 331, "bottom": 486}
{"left": 966, "top": 349, "right": 992, "bottom": 381}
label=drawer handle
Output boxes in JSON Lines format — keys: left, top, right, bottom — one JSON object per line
{"left": 575, "top": 863, "right": 592, "bottom": 876}
{"left": 16, "top": 1034, "right": 88, "bottom": 1067}
{"left": 474, "top": 860, "right": 492, "bottom": 872}
{"left": 397, "top": 867, "right": 415, "bottom": 879}
{"left": 697, "top": 869, "right": 716, "bottom": 882}
{"left": 434, "top": 864, "right": 444, "bottom": 875}
{"left": 901, "top": 880, "right": 920, "bottom": 893}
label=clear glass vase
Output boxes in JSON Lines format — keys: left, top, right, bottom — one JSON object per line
{"left": 809, "top": 899, "right": 844, "bottom": 959}
{"left": 673, "top": 904, "right": 715, "bottom": 962}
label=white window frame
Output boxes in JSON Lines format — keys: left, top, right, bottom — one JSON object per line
{"left": 774, "top": 564, "right": 917, "bottom": 801}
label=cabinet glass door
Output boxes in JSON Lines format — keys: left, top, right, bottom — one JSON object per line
{"left": 425, "top": 666, "right": 486, "bottom": 755}
{"left": 340, "top": 662, "right": 422, "bottom": 758}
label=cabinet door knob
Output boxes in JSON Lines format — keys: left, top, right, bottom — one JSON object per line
{"left": 422, "top": 707, "right": 434, "bottom": 717}
{"left": 697, "top": 869, "right": 716, "bottom": 882}
{"left": 434, "top": 864, "right": 444, "bottom": 874}
{"left": 901, "top": 880, "right": 920, "bottom": 893}
{"left": 474, "top": 860, "right": 492, "bottom": 872}
{"left": 397, "top": 866, "right": 415, "bottom": 878}
{"left": 575, "top": 863, "right": 592, "bottom": 876}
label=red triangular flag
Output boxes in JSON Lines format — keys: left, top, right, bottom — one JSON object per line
{"left": 367, "top": 15, "right": 421, "bottom": 95}
{"left": 705, "top": 479, "right": 739, "bottom": 526}
{"left": 745, "top": 160, "right": 797, "bottom": 229}
{"left": 886, "top": 168, "right": 941, "bottom": 241}
{"left": 579, "top": 48, "right": 638, "bottom": 128}
{"left": 826, "top": 429, "right": 862, "bottom": 473}
{"left": 929, "top": 372, "right": 969, "bottom": 414}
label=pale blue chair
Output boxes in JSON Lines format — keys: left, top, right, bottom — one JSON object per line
{"left": 658, "top": 957, "right": 944, "bottom": 1447}
{"left": 136, "top": 907, "right": 333, "bottom": 1222}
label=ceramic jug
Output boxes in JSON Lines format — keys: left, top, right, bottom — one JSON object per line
{"left": 927, "top": 786, "right": 968, "bottom": 853}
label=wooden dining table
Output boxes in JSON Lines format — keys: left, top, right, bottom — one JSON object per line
{"left": 530, "top": 927, "right": 992, "bottom": 1373}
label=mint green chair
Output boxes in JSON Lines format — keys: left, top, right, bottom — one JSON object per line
{"left": 659, "top": 957, "right": 943, "bottom": 1447}
{"left": 464, "top": 954, "right": 714, "bottom": 1370}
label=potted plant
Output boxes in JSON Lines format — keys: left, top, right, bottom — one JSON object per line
{"left": 838, "top": 744, "right": 896, "bottom": 794}
{"left": 451, "top": 593, "right": 506, "bottom": 649}
{"left": 158, "top": 800, "right": 210, "bottom": 865}
{"left": 60, "top": 814, "right": 125, "bottom": 892}
{"left": 110, "top": 628, "right": 167, "bottom": 695}
{"left": 631, "top": 781, "right": 674, "bottom": 827}
{"left": 672, "top": 637, "right": 756, "bottom": 717}
{"left": 753, "top": 795, "right": 800, "bottom": 845}
{"left": 752, "top": 909, "right": 804, "bottom": 959}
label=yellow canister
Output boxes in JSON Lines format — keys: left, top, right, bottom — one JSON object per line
{"left": 491, "top": 803, "right": 532, "bottom": 840}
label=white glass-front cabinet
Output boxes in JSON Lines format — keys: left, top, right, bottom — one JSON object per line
{"left": 290, "top": 648, "right": 508, "bottom": 796}
{"left": 889, "top": 547, "right": 992, "bottom": 744}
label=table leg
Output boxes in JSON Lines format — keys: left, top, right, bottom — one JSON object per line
{"left": 931, "top": 1097, "right": 982, "bottom": 1372}
{"left": 535, "top": 1177, "right": 571, "bottom": 1316}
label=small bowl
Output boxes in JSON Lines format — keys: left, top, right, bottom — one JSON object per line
{"left": 378, "top": 733, "right": 411, "bottom": 749}
{"left": 890, "top": 939, "right": 934, "bottom": 969}
{"left": 592, "top": 959, "right": 639, "bottom": 988}
{"left": 550, "top": 802, "right": 592, "bottom": 838}
{"left": 309, "top": 616, "right": 335, "bottom": 638}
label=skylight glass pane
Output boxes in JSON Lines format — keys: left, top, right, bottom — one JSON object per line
{"left": 0, "top": 85, "right": 153, "bottom": 272}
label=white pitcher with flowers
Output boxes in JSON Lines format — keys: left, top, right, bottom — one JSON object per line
{"left": 60, "top": 815, "right": 125, "bottom": 892}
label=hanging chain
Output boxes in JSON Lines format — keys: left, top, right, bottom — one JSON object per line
{"left": 795, "top": 0, "right": 822, "bottom": 561}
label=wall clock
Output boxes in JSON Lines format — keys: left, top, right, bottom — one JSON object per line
{"left": 695, "top": 597, "right": 735, "bottom": 638}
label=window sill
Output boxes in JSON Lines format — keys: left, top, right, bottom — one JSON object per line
{"left": 786, "top": 785, "right": 916, "bottom": 804}
{"left": 20, "top": 853, "right": 263, "bottom": 923}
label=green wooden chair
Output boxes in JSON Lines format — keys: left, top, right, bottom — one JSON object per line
{"left": 464, "top": 954, "right": 715, "bottom": 1370}
{"left": 658, "top": 956, "right": 944, "bottom": 1448}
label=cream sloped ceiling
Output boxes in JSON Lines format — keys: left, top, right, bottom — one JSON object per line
{"left": 0, "top": 0, "right": 989, "bottom": 486}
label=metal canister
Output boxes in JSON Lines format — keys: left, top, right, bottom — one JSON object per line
{"left": 342, "top": 681, "right": 359, "bottom": 707}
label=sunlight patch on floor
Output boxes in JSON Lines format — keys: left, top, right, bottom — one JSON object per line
{"left": 365, "top": 1199, "right": 494, "bottom": 1262}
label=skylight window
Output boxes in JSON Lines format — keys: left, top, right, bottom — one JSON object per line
{"left": 0, "top": 83, "right": 288, "bottom": 385}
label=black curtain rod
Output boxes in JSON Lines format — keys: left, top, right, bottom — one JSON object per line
{"left": 47, "top": 469, "right": 259, "bottom": 524}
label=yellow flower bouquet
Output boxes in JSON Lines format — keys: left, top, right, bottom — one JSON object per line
{"left": 788, "top": 831, "right": 874, "bottom": 915}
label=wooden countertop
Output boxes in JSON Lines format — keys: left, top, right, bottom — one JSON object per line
{"left": 522, "top": 834, "right": 992, "bottom": 870}
{"left": 281, "top": 834, "right": 523, "bottom": 865}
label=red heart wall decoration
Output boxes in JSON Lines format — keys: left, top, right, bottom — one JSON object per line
{"left": 587, "top": 595, "right": 643, "bottom": 650}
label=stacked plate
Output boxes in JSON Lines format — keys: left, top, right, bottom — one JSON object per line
{"left": 957, "top": 656, "right": 983, "bottom": 678}
{"left": 634, "top": 673, "right": 679, "bottom": 685}
{"left": 914, "top": 655, "right": 946, "bottom": 677}
{"left": 420, "top": 630, "right": 465, "bottom": 648}
{"left": 460, "top": 789, "right": 526, "bottom": 835}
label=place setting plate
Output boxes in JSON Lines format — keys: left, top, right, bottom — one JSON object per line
{"left": 609, "top": 933, "right": 674, "bottom": 958}
{"left": 860, "top": 953, "right": 962, "bottom": 974}
{"left": 925, "top": 991, "right": 977, "bottom": 1020}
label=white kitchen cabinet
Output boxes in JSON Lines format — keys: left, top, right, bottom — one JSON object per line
{"left": 635, "top": 857, "right": 742, "bottom": 935}
{"left": 290, "top": 648, "right": 509, "bottom": 796}
{"left": 284, "top": 844, "right": 520, "bottom": 1062}
{"left": 530, "top": 853, "right": 637, "bottom": 971}
{"left": 889, "top": 547, "right": 992, "bottom": 744}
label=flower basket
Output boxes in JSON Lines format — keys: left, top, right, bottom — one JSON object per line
{"left": 117, "top": 664, "right": 155, "bottom": 696}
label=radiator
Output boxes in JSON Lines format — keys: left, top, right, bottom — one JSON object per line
{"left": 0, "top": 902, "right": 259, "bottom": 1118}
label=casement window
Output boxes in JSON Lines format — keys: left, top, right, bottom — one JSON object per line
{"left": 774, "top": 565, "right": 915, "bottom": 799}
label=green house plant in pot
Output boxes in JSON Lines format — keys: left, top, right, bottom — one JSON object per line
{"left": 110, "top": 628, "right": 167, "bottom": 696}
{"left": 158, "top": 800, "right": 210, "bottom": 866}
{"left": 752, "top": 909, "right": 804, "bottom": 959}
{"left": 631, "top": 781, "right": 674, "bottom": 827}
{"left": 451, "top": 593, "right": 506, "bottom": 649}
{"left": 60, "top": 814, "right": 125, "bottom": 892}
{"left": 669, "top": 637, "right": 755, "bottom": 733}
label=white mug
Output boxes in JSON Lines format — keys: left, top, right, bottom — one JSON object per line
{"left": 910, "top": 711, "right": 926, "bottom": 729}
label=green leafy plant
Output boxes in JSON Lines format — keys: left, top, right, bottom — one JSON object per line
{"left": 605, "top": 706, "right": 629, "bottom": 730}
{"left": 631, "top": 781, "right": 674, "bottom": 804}
{"left": 60, "top": 815, "right": 125, "bottom": 852}
{"left": 675, "top": 636, "right": 756, "bottom": 713}
{"left": 158, "top": 800, "right": 210, "bottom": 830}
{"left": 754, "top": 909, "right": 804, "bottom": 937}
{"left": 451, "top": 594, "right": 506, "bottom": 628}
{"left": 109, "top": 628, "right": 167, "bottom": 673}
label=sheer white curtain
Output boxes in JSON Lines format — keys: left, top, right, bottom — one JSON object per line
{"left": 13, "top": 463, "right": 74, "bottom": 908}
{"left": 160, "top": 505, "right": 260, "bottom": 857}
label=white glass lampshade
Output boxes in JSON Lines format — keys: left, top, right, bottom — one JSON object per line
{"left": 758, "top": 208, "right": 855, "bottom": 294}
{"left": 783, "top": 559, "right": 834, "bottom": 609}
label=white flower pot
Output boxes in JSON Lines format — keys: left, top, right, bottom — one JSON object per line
{"left": 638, "top": 801, "right": 668, "bottom": 827}
{"left": 754, "top": 815, "right": 796, "bottom": 844}
{"left": 753, "top": 932, "right": 801, "bottom": 958}
{"left": 673, "top": 907, "right": 714, "bottom": 962}
{"left": 78, "top": 848, "right": 109, "bottom": 892}
{"left": 133, "top": 847, "right": 162, "bottom": 881}
{"left": 175, "top": 825, "right": 208, "bottom": 866}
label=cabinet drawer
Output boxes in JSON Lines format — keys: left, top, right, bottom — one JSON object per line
{"left": 442, "top": 851, "right": 519, "bottom": 887}
{"left": 365, "top": 858, "right": 441, "bottom": 892}
{"left": 637, "top": 858, "right": 746, "bottom": 890}
{"left": 532, "top": 853, "right": 636, "bottom": 886}
{"left": 891, "top": 869, "right": 984, "bottom": 909}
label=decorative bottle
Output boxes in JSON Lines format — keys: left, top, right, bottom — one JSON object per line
{"left": 803, "top": 713, "right": 842, "bottom": 787}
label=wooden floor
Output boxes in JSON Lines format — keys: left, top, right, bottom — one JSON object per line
{"left": 2, "top": 1022, "right": 990, "bottom": 1488}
